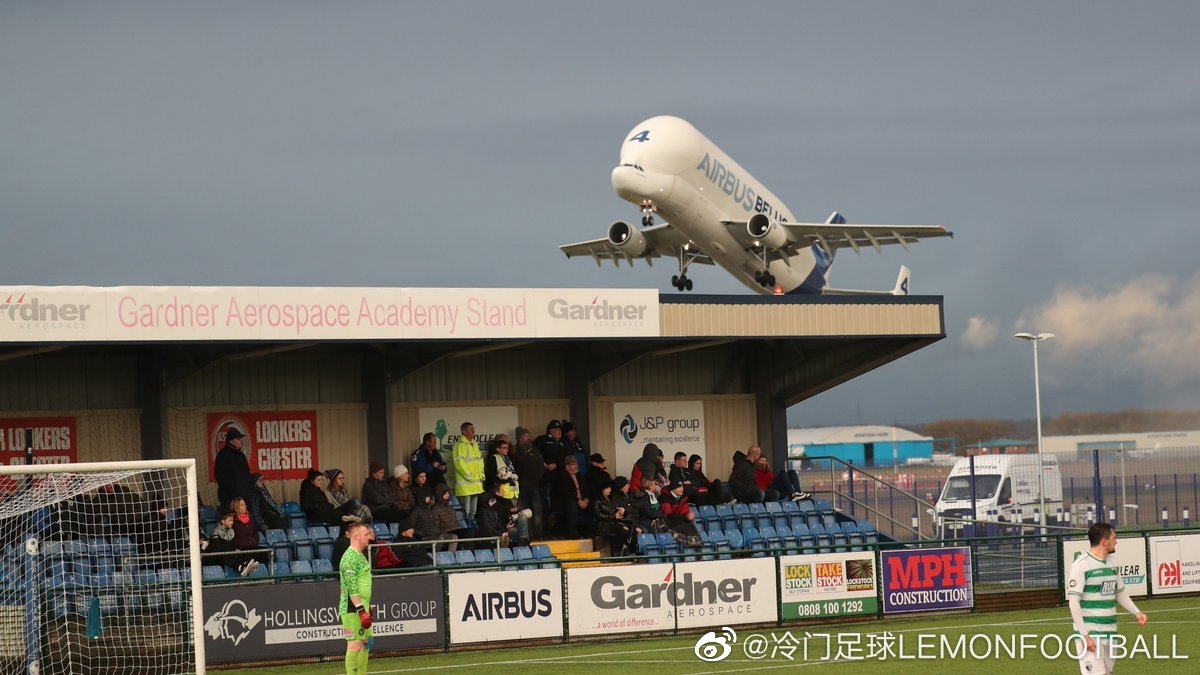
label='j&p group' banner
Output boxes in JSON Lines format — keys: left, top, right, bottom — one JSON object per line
{"left": 611, "top": 400, "right": 705, "bottom": 479}
{"left": 779, "top": 552, "right": 878, "bottom": 620}
{"left": 881, "top": 547, "right": 973, "bottom": 614}
{"left": 0, "top": 416, "right": 77, "bottom": 465}
{"left": 208, "top": 411, "right": 318, "bottom": 482}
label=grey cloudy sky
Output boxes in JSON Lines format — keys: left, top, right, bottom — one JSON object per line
{"left": 3, "top": 2, "right": 1199, "bottom": 427}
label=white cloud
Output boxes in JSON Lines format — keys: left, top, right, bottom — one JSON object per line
{"left": 1017, "top": 273, "right": 1200, "bottom": 384}
{"left": 962, "top": 316, "right": 999, "bottom": 351}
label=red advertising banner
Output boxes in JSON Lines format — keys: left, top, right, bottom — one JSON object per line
{"left": 207, "top": 411, "right": 318, "bottom": 482}
{"left": 0, "top": 416, "right": 78, "bottom": 465}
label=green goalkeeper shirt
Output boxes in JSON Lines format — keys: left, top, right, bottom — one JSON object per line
{"left": 339, "top": 548, "right": 372, "bottom": 614}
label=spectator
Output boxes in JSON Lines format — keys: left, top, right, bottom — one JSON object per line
{"left": 250, "top": 473, "right": 286, "bottom": 532}
{"left": 214, "top": 428, "right": 254, "bottom": 511}
{"left": 452, "top": 422, "right": 484, "bottom": 525}
{"left": 630, "top": 443, "right": 669, "bottom": 493}
{"left": 659, "top": 480, "right": 705, "bottom": 547}
{"left": 510, "top": 426, "right": 545, "bottom": 538}
{"left": 592, "top": 478, "right": 632, "bottom": 556}
{"left": 668, "top": 451, "right": 706, "bottom": 504}
{"left": 299, "top": 469, "right": 361, "bottom": 529}
{"left": 754, "top": 455, "right": 775, "bottom": 496}
{"left": 550, "top": 454, "right": 590, "bottom": 539}
{"left": 562, "top": 421, "right": 588, "bottom": 477}
{"left": 362, "top": 462, "right": 409, "bottom": 523}
{"left": 728, "top": 448, "right": 768, "bottom": 503}
{"left": 94, "top": 482, "right": 143, "bottom": 531}
{"left": 584, "top": 453, "right": 613, "bottom": 502}
{"left": 534, "top": 419, "right": 567, "bottom": 495}
{"left": 389, "top": 464, "right": 417, "bottom": 520}
{"left": 324, "top": 469, "right": 373, "bottom": 523}
{"left": 626, "top": 478, "right": 669, "bottom": 549}
{"left": 412, "top": 483, "right": 460, "bottom": 553}
{"left": 411, "top": 433, "right": 449, "bottom": 487}
{"left": 484, "top": 438, "right": 520, "bottom": 502}
{"left": 229, "top": 497, "right": 268, "bottom": 573}
{"left": 410, "top": 469, "right": 433, "bottom": 509}
{"left": 688, "top": 454, "right": 732, "bottom": 504}
{"left": 476, "top": 480, "right": 530, "bottom": 547}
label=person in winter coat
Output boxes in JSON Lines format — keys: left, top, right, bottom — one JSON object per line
{"left": 629, "top": 443, "right": 669, "bottom": 493}
{"left": 484, "top": 438, "right": 520, "bottom": 501}
{"left": 388, "top": 464, "right": 417, "bottom": 519}
{"left": 550, "top": 454, "right": 590, "bottom": 538}
{"left": 592, "top": 478, "right": 632, "bottom": 555}
{"left": 214, "top": 427, "right": 254, "bottom": 511}
{"left": 659, "top": 480, "right": 704, "bottom": 546}
{"left": 687, "top": 454, "right": 732, "bottom": 504}
{"left": 361, "top": 462, "right": 408, "bottom": 523}
{"left": 412, "top": 483, "right": 461, "bottom": 552}
{"left": 250, "top": 473, "right": 286, "bottom": 532}
{"left": 510, "top": 426, "right": 545, "bottom": 538}
{"left": 410, "top": 469, "right": 433, "bottom": 509}
{"left": 475, "top": 480, "right": 530, "bottom": 547}
{"left": 411, "top": 433, "right": 449, "bottom": 487}
{"left": 323, "top": 469, "right": 372, "bottom": 523}
{"left": 583, "top": 453, "right": 613, "bottom": 502}
{"left": 299, "top": 470, "right": 361, "bottom": 529}
{"left": 728, "top": 449, "right": 765, "bottom": 503}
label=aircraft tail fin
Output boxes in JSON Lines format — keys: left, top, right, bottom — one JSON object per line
{"left": 892, "top": 265, "right": 910, "bottom": 296}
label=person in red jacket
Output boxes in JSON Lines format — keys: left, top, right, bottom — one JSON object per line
{"left": 754, "top": 455, "right": 775, "bottom": 494}
{"left": 659, "top": 480, "right": 703, "bottom": 547}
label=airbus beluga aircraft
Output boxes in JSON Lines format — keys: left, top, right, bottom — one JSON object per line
{"left": 560, "top": 116, "right": 952, "bottom": 294}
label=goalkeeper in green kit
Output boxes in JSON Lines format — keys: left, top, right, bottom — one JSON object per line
{"left": 339, "top": 522, "right": 374, "bottom": 674}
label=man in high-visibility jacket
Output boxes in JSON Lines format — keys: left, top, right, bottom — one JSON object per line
{"left": 452, "top": 421, "right": 484, "bottom": 524}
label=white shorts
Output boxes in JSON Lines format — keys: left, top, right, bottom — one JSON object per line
{"left": 1078, "top": 638, "right": 1115, "bottom": 675}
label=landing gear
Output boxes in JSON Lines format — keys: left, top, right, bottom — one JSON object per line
{"left": 640, "top": 205, "right": 655, "bottom": 227}
{"left": 754, "top": 270, "right": 776, "bottom": 288}
{"left": 671, "top": 247, "right": 700, "bottom": 292}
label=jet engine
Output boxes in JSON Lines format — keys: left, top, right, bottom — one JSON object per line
{"left": 747, "top": 213, "right": 789, "bottom": 250}
{"left": 607, "top": 221, "right": 649, "bottom": 257}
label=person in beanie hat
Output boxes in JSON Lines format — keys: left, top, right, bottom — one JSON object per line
{"left": 388, "top": 463, "right": 416, "bottom": 519}
{"left": 510, "top": 426, "right": 546, "bottom": 538}
{"left": 361, "top": 461, "right": 408, "bottom": 523}
{"left": 250, "top": 472, "right": 285, "bottom": 532}
{"left": 299, "top": 469, "right": 360, "bottom": 527}
{"left": 660, "top": 479, "right": 704, "bottom": 547}
{"left": 323, "top": 468, "right": 372, "bottom": 524}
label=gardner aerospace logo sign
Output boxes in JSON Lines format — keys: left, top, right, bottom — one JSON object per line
{"left": 546, "top": 295, "right": 649, "bottom": 328}
{"left": 0, "top": 292, "right": 92, "bottom": 331}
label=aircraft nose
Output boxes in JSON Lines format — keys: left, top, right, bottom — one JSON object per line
{"left": 612, "top": 165, "right": 673, "bottom": 203}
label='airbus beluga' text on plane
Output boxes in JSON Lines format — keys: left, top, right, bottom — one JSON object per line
{"left": 560, "top": 116, "right": 952, "bottom": 295}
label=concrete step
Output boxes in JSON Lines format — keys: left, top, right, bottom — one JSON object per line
{"left": 534, "top": 538, "right": 594, "bottom": 556}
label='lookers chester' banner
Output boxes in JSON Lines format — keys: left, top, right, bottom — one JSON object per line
{"left": 0, "top": 416, "right": 77, "bottom": 465}
{"left": 208, "top": 412, "right": 318, "bottom": 482}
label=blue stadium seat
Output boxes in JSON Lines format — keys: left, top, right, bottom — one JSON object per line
{"left": 797, "top": 500, "right": 816, "bottom": 513}
{"left": 200, "top": 505, "right": 219, "bottom": 527}
{"left": 831, "top": 532, "right": 849, "bottom": 553}
{"left": 273, "top": 545, "right": 293, "bottom": 565}
{"left": 202, "top": 565, "right": 226, "bottom": 581}
{"left": 780, "top": 499, "right": 800, "bottom": 515}
{"left": 455, "top": 550, "right": 476, "bottom": 565}
{"left": 821, "top": 511, "right": 838, "bottom": 528}
{"left": 654, "top": 532, "right": 679, "bottom": 556}
{"left": 435, "top": 551, "right": 457, "bottom": 567}
{"left": 316, "top": 540, "right": 334, "bottom": 562}
{"left": 290, "top": 560, "right": 313, "bottom": 576}
{"left": 724, "top": 528, "right": 744, "bottom": 550}
{"left": 513, "top": 546, "right": 534, "bottom": 562}
{"left": 531, "top": 544, "right": 553, "bottom": 560}
{"left": 313, "top": 559, "right": 333, "bottom": 575}
{"left": 287, "top": 527, "right": 310, "bottom": 544}
{"left": 696, "top": 504, "right": 717, "bottom": 524}
{"left": 294, "top": 541, "right": 315, "bottom": 562}
{"left": 732, "top": 503, "right": 752, "bottom": 530}
{"left": 857, "top": 521, "right": 876, "bottom": 534}
{"left": 740, "top": 526, "right": 760, "bottom": 550}
{"left": 776, "top": 524, "right": 800, "bottom": 553}
{"left": 474, "top": 549, "right": 497, "bottom": 565}
{"left": 715, "top": 504, "right": 737, "bottom": 532}
{"left": 847, "top": 531, "right": 866, "bottom": 551}
{"left": 287, "top": 512, "right": 307, "bottom": 530}
{"left": 159, "top": 569, "right": 184, "bottom": 610}
{"left": 307, "top": 525, "right": 333, "bottom": 544}
{"left": 498, "top": 548, "right": 515, "bottom": 565}
{"left": 372, "top": 523, "right": 392, "bottom": 543}
{"left": 787, "top": 512, "right": 807, "bottom": 531}
{"left": 273, "top": 561, "right": 290, "bottom": 577}
{"left": 635, "top": 533, "right": 658, "bottom": 556}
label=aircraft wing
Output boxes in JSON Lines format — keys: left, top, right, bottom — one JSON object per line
{"left": 559, "top": 223, "right": 715, "bottom": 267}
{"left": 723, "top": 219, "right": 952, "bottom": 255}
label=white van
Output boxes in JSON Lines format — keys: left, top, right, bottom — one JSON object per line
{"left": 935, "top": 454, "right": 1063, "bottom": 525}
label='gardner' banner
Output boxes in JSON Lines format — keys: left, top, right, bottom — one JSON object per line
{"left": 779, "top": 552, "right": 878, "bottom": 620}
{"left": 880, "top": 546, "right": 973, "bottom": 614}
{"left": 202, "top": 573, "right": 444, "bottom": 664}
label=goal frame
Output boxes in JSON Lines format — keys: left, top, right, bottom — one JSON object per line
{"left": 0, "top": 458, "right": 205, "bottom": 675}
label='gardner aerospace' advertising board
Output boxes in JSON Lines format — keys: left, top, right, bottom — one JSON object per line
{"left": 779, "top": 551, "right": 878, "bottom": 620}
{"left": 567, "top": 558, "right": 776, "bottom": 636}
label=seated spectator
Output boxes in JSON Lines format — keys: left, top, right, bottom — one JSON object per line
{"left": 668, "top": 451, "right": 710, "bottom": 505}
{"left": 229, "top": 497, "right": 267, "bottom": 574}
{"left": 629, "top": 443, "right": 669, "bottom": 493}
{"left": 202, "top": 510, "right": 255, "bottom": 575}
{"left": 476, "top": 480, "right": 530, "bottom": 547}
{"left": 584, "top": 453, "right": 612, "bottom": 502}
{"left": 728, "top": 448, "right": 778, "bottom": 503}
{"left": 389, "top": 464, "right": 417, "bottom": 519}
{"left": 323, "top": 469, "right": 372, "bottom": 523}
{"left": 770, "top": 467, "right": 812, "bottom": 502}
{"left": 410, "top": 469, "right": 433, "bottom": 509}
{"left": 592, "top": 478, "right": 632, "bottom": 556}
{"left": 659, "top": 480, "right": 704, "bottom": 547}
{"left": 550, "top": 454, "right": 590, "bottom": 539}
{"left": 626, "top": 478, "right": 669, "bottom": 548}
{"left": 361, "top": 462, "right": 409, "bottom": 523}
{"left": 754, "top": 455, "right": 775, "bottom": 496}
{"left": 250, "top": 473, "right": 286, "bottom": 532}
{"left": 411, "top": 432, "right": 449, "bottom": 487}
{"left": 299, "top": 469, "right": 362, "bottom": 529}
{"left": 687, "top": 454, "right": 732, "bottom": 504}
{"left": 412, "top": 483, "right": 460, "bottom": 553}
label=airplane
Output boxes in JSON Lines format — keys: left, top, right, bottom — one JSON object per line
{"left": 560, "top": 116, "right": 952, "bottom": 295}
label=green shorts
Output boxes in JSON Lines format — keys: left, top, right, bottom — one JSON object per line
{"left": 342, "top": 612, "right": 373, "bottom": 642}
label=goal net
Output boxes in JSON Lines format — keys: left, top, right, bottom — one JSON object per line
{"left": 0, "top": 459, "right": 203, "bottom": 675}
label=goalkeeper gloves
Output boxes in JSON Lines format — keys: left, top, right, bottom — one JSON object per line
{"left": 354, "top": 604, "right": 372, "bottom": 629}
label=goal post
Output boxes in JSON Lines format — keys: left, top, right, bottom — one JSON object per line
{"left": 0, "top": 459, "right": 205, "bottom": 675}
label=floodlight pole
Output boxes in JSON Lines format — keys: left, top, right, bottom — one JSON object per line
{"left": 1015, "top": 332, "right": 1055, "bottom": 529}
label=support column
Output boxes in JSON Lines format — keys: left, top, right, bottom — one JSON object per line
{"left": 752, "top": 346, "right": 788, "bottom": 467}
{"left": 362, "top": 349, "right": 390, "bottom": 468}
{"left": 136, "top": 349, "right": 165, "bottom": 461}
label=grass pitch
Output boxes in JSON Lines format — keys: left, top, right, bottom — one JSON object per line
{"left": 218, "top": 596, "right": 1200, "bottom": 674}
